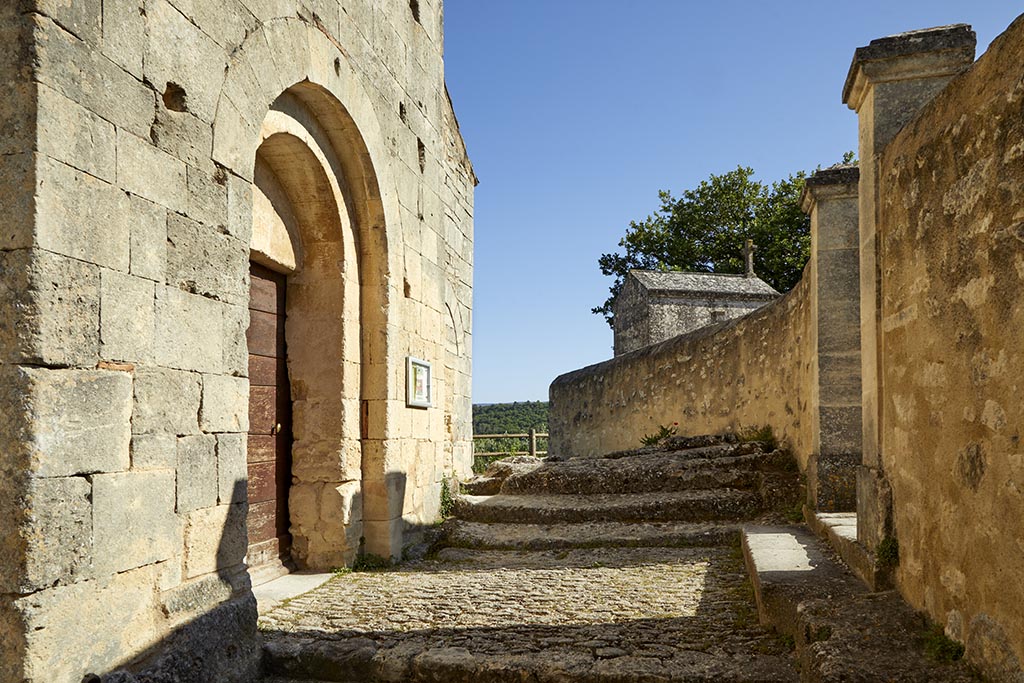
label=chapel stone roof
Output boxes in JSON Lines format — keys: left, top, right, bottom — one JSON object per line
{"left": 628, "top": 269, "right": 781, "bottom": 299}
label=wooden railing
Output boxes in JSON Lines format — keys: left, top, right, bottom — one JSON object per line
{"left": 472, "top": 429, "right": 549, "bottom": 457}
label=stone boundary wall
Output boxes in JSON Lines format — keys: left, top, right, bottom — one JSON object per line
{"left": 550, "top": 273, "right": 815, "bottom": 468}
{"left": 874, "top": 15, "right": 1024, "bottom": 678}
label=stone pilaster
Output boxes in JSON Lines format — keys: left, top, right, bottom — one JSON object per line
{"left": 843, "top": 24, "right": 975, "bottom": 547}
{"left": 801, "top": 165, "right": 861, "bottom": 512}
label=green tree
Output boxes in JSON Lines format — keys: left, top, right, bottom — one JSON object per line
{"left": 594, "top": 161, "right": 850, "bottom": 327}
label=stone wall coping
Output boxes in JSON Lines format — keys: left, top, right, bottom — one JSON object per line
{"left": 842, "top": 24, "right": 976, "bottom": 108}
{"left": 800, "top": 165, "right": 860, "bottom": 213}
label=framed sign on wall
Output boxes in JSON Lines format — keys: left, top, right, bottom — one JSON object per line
{"left": 406, "top": 356, "right": 432, "bottom": 408}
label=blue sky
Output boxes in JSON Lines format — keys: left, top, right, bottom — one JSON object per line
{"left": 443, "top": 2, "right": 1020, "bottom": 404}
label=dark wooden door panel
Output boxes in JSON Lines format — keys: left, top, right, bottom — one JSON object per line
{"left": 249, "top": 268, "right": 282, "bottom": 314}
{"left": 246, "top": 263, "right": 292, "bottom": 570}
{"left": 248, "top": 355, "right": 277, "bottom": 387}
{"left": 247, "top": 500, "right": 277, "bottom": 545}
{"left": 249, "top": 386, "right": 277, "bottom": 434}
{"left": 246, "top": 310, "right": 282, "bottom": 357}
{"left": 248, "top": 461, "right": 277, "bottom": 504}
{"left": 248, "top": 435, "right": 276, "bottom": 464}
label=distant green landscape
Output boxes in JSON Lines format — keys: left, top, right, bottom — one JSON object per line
{"left": 472, "top": 401, "right": 550, "bottom": 466}
{"left": 473, "top": 401, "right": 549, "bottom": 434}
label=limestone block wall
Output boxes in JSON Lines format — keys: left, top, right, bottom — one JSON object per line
{"left": 873, "top": 15, "right": 1024, "bottom": 678}
{"left": 0, "top": 1, "right": 474, "bottom": 680}
{"left": 648, "top": 297, "right": 770, "bottom": 345}
{"left": 610, "top": 277, "right": 647, "bottom": 356}
{"left": 551, "top": 274, "right": 815, "bottom": 467}
{"left": 611, "top": 273, "right": 778, "bottom": 357}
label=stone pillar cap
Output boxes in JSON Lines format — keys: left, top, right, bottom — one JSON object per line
{"left": 800, "top": 164, "right": 860, "bottom": 213}
{"left": 842, "top": 24, "right": 976, "bottom": 108}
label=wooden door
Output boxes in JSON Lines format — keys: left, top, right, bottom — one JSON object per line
{"left": 246, "top": 263, "right": 293, "bottom": 573}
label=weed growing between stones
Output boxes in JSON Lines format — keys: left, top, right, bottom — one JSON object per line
{"left": 810, "top": 624, "right": 833, "bottom": 643}
{"left": 776, "top": 633, "right": 796, "bottom": 652}
{"left": 877, "top": 536, "right": 900, "bottom": 568}
{"left": 739, "top": 424, "right": 778, "bottom": 450}
{"left": 353, "top": 553, "right": 393, "bottom": 572}
{"left": 784, "top": 502, "right": 805, "bottom": 524}
{"left": 923, "top": 624, "right": 965, "bottom": 662}
{"left": 640, "top": 422, "right": 679, "bottom": 447}
{"left": 440, "top": 475, "right": 456, "bottom": 518}
{"left": 730, "top": 579, "right": 758, "bottom": 630}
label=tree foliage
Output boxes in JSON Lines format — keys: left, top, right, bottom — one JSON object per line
{"left": 594, "top": 162, "right": 851, "bottom": 327}
{"left": 472, "top": 401, "right": 549, "bottom": 434}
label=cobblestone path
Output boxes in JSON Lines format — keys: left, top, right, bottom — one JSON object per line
{"left": 261, "top": 546, "right": 795, "bottom": 681}
{"left": 261, "top": 437, "right": 801, "bottom": 681}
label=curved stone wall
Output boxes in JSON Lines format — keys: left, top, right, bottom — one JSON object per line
{"left": 550, "top": 273, "right": 814, "bottom": 468}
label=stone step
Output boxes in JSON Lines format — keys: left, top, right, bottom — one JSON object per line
{"left": 804, "top": 510, "right": 893, "bottom": 591}
{"left": 499, "top": 451, "right": 771, "bottom": 496}
{"left": 443, "top": 519, "right": 739, "bottom": 550}
{"left": 594, "top": 433, "right": 742, "bottom": 458}
{"left": 454, "top": 489, "right": 762, "bottom": 525}
{"left": 741, "top": 525, "right": 978, "bottom": 682}
{"left": 263, "top": 637, "right": 798, "bottom": 682}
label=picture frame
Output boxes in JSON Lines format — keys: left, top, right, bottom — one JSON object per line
{"left": 406, "top": 356, "right": 432, "bottom": 408}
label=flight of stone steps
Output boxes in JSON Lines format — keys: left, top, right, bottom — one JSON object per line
{"left": 449, "top": 434, "right": 800, "bottom": 547}
{"left": 262, "top": 434, "right": 985, "bottom": 681}
{"left": 262, "top": 434, "right": 804, "bottom": 682}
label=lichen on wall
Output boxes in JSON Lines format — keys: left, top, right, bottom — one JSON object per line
{"left": 876, "top": 14, "right": 1024, "bottom": 678}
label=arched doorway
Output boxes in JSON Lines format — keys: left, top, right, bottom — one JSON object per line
{"left": 245, "top": 86, "right": 385, "bottom": 581}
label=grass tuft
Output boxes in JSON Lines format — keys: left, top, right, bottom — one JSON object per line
{"left": 439, "top": 475, "right": 456, "bottom": 519}
{"left": 738, "top": 424, "right": 778, "bottom": 450}
{"left": 876, "top": 536, "right": 899, "bottom": 568}
{"left": 352, "top": 553, "right": 393, "bottom": 572}
{"left": 923, "top": 625, "right": 965, "bottom": 662}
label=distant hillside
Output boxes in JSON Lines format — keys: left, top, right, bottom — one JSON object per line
{"left": 473, "top": 401, "right": 549, "bottom": 435}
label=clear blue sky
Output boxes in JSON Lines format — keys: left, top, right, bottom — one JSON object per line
{"left": 444, "top": 2, "right": 1020, "bottom": 404}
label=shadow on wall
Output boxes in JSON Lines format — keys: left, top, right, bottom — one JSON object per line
{"left": 86, "top": 479, "right": 260, "bottom": 683}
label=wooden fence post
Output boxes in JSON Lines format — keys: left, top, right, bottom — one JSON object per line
{"left": 529, "top": 428, "right": 537, "bottom": 457}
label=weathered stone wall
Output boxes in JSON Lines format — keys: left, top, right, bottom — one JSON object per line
{"left": 648, "top": 297, "right": 769, "bottom": 347}
{"left": 551, "top": 274, "right": 815, "bottom": 467}
{"left": 0, "top": 1, "right": 474, "bottom": 680}
{"left": 875, "top": 15, "right": 1024, "bottom": 678}
{"left": 610, "top": 277, "right": 648, "bottom": 356}
{"left": 611, "top": 273, "right": 778, "bottom": 357}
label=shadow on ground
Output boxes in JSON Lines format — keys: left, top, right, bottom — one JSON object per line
{"left": 259, "top": 546, "right": 799, "bottom": 682}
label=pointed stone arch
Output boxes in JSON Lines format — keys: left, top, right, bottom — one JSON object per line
{"left": 213, "top": 19, "right": 406, "bottom": 565}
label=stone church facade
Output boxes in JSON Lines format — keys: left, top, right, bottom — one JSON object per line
{"left": 0, "top": 1, "right": 475, "bottom": 680}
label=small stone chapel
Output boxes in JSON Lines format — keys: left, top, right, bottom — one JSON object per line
{"left": 612, "top": 243, "right": 780, "bottom": 356}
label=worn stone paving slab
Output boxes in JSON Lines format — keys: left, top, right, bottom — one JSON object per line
{"left": 743, "top": 525, "right": 980, "bottom": 682}
{"left": 454, "top": 489, "right": 761, "bottom": 524}
{"left": 261, "top": 546, "right": 797, "bottom": 682}
{"left": 444, "top": 520, "right": 740, "bottom": 551}
{"left": 499, "top": 444, "right": 771, "bottom": 495}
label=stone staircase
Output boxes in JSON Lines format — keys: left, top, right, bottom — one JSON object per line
{"left": 261, "top": 435, "right": 804, "bottom": 682}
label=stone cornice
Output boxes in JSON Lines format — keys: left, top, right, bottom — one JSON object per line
{"left": 842, "top": 24, "right": 976, "bottom": 111}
